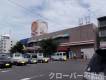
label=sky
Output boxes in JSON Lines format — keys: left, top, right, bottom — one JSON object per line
{"left": 0, "top": 0, "right": 106, "bottom": 41}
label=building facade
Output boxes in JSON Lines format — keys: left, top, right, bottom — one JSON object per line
{"left": 27, "top": 23, "right": 97, "bottom": 59}
{"left": 98, "top": 16, "right": 106, "bottom": 49}
{"left": 0, "top": 34, "right": 13, "bottom": 53}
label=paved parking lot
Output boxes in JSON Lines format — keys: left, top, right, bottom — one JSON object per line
{"left": 0, "top": 60, "right": 89, "bottom": 80}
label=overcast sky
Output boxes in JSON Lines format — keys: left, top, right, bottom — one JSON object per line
{"left": 0, "top": 0, "right": 106, "bottom": 40}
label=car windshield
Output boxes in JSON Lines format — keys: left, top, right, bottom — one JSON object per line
{"left": 15, "top": 54, "right": 22, "bottom": 57}
{"left": 24, "top": 54, "right": 30, "bottom": 58}
{"left": 63, "top": 53, "right": 66, "bottom": 56}
{"left": 38, "top": 53, "right": 43, "bottom": 56}
{"left": 32, "top": 55, "right": 37, "bottom": 58}
{"left": 0, "top": 57, "right": 8, "bottom": 60}
{"left": 57, "top": 53, "right": 59, "bottom": 56}
{"left": 0, "top": 54, "right": 9, "bottom": 60}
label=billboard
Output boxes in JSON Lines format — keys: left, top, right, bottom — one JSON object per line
{"left": 31, "top": 20, "right": 48, "bottom": 37}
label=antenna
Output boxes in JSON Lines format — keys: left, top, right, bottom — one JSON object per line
{"left": 85, "top": 16, "right": 90, "bottom": 24}
{"left": 88, "top": 16, "right": 91, "bottom": 24}
{"left": 79, "top": 18, "right": 83, "bottom": 25}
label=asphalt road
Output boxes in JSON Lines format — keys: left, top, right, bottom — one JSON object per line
{"left": 0, "top": 60, "right": 89, "bottom": 80}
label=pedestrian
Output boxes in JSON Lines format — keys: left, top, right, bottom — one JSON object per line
{"left": 81, "top": 52, "right": 84, "bottom": 62}
{"left": 85, "top": 55, "right": 87, "bottom": 61}
{"left": 81, "top": 52, "right": 84, "bottom": 59}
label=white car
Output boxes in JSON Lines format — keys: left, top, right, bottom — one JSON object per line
{"left": 37, "top": 53, "right": 49, "bottom": 63}
{"left": 51, "top": 52, "right": 67, "bottom": 61}
{"left": 11, "top": 53, "right": 28, "bottom": 65}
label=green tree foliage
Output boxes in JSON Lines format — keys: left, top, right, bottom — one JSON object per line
{"left": 10, "top": 42, "right": 24, "bottom": 53}
{"left": 40, "top": 38, "right": 58, "bottom": 57}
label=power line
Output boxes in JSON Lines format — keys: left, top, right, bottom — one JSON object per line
{"left": 7, "top": 0, "right": 63, "bottom": 27}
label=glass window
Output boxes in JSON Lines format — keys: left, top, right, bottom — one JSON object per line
{"left": 38, "top": 53, "right": 43, "bottom": 56}
{"left": 15, "top": 54, "right": 21, "bottom": 57}
{"left": 63, "top": 53, "right": 66, "bottom": 56}
{"left": 32, "top": 55, "right": 37, "bottom": 58}
{"left": 57, "top": 53, "right": 59, "bottom": 56}
{"left": 24, "top": 54, "right": 30, "bottom": 58}
{"left": 100, "top": 20, "right": 106, "bottom": 27}
{"left": 59, "top": 53, "right": 62, "bottom": 56}
{"left": 100, "top": 30, "right": 106, "bottom": 37}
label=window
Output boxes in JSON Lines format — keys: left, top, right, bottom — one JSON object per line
{"left": 15, "top": 54, "right": 21, "bottom": 57}
{"left": 38, "top": 53, "right": 43, "bottom": 56}
{"left": 59, "top": 53, "right": 62, "bottom": 56}
{"left": 32, "top": 55, "right": 37, "bottom": 58}
{"left": 100, "top": 20, "right": 106, "bottom": 27}
{"left": 100, "top": 30, "right": 106, "bottom": 37}
{"left": 63, "top": 53, "right": 66, "bottom": 56}
{"left": 24, "top": 55, "right": 30, "bottom": 58}
{"left": 57, "top": 53, "right": 59, "bottom": 56}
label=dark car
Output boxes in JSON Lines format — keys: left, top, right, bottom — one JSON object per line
{"left": 0, "top": 54, "right": 12, "bottom": 68}
{"left": 83, "top": 49, "right": 106, "bottom": 80}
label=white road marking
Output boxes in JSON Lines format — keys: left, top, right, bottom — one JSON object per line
{"left": 39, "top": 74, "right": 44, "bottom": 77}
{"left": 1, "top": 70, "right": 11, "bottom": 73}
{"left": 20, "top": 74, "right": 45, "bottom": 80}
{"left": 20, "top": 78, "right": 31, "bottom": 80}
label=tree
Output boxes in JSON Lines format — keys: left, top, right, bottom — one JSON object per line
{"left": 40, "top": 38, "right": 58, "bottom": 57}
{"left": 10, "top": 41, "right": 24, "bottom": 53}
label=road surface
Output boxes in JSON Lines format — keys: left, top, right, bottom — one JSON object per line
{"left": 0, "top": 60, "right": 89, "bottom": 80}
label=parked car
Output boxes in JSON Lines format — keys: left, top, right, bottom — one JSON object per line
{"left": 25, "top": 53, "right": 37, "bottom": 64}
{"left": 0, "top": 53, "right": 12, "bottom": 68}
{"left": 30, "top": 54, "right": 37, "bottom": 64}
{"left": 51, "top": 52, "right": 67, "bottom": 61}
{"left": 83, "top": 49, "right": 106, "bottom": 80}
{"left": 37, "top": 53, "right": 49, "bottom": 63}
{"left": 11, "top": 53, "right": 28, "bottom": 66}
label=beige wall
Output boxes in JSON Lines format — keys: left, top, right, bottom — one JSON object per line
{"left": 69, "top": 24, "right": 96, "bottom": 43}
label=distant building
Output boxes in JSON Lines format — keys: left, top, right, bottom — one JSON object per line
{"left": 31, "top": 20, "right": 48, "bottom": 37}
{"left": 0, "top": 34, "right": 13, "bottom": 53}
{"left": 27, "top": 23, "right": 97, "bottom": 59}
{"left": 98, "top": 16, "right": 106, "bottom": 49}
{"left": 20, "top": 38, "right": 29, "bottom": 46}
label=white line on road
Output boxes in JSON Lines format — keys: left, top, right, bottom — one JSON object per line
{"left": 1, "top": 70, "right": 11, "bottom": 73}
{"left": 20, "top": 74, "right": 45, "bottom": 80}
{"left": 39, "top": 74, "right": 44, "bottom": 77}
{"left": 20, "top": 78, "right": 31, "bottom": 80}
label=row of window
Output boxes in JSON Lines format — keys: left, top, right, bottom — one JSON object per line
{"left": 99, "top": 20, "right": 106, "bottom": 27}
{"left": 99, "top": 30, "right": 106, "bottom": 37}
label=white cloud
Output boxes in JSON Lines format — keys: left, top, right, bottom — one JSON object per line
{"left": 41, "top": 0, "right": 88, "bottom": 32}
{"left": 0, "top": 0, "right": 106, "bottom": 40}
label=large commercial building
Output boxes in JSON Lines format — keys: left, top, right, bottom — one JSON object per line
{"left": 0, "top": 34, "right": 13, "bottom": 53}
{"left": 27, "top": 23, "right": 97, "bottom": 59}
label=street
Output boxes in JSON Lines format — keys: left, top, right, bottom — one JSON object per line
{"left": 0, "top": 60, "right": 89, "bottom": 80}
